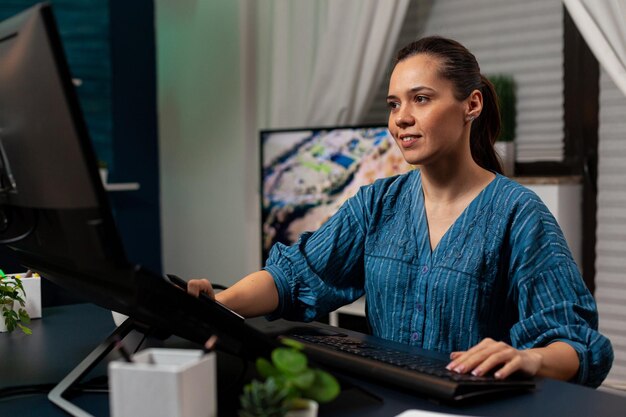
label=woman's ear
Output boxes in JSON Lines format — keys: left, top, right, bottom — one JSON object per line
{"left": 466, "top": 89, "right": 483, "bottom": 120}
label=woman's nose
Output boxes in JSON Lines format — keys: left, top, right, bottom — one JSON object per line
{"left": 395, "top": 108, "right": 415, "bottom": 128}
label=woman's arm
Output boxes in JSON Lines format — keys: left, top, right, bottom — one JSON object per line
{"left": 187, "top": 270, "right": 279, "bottom": 318}
{"left": 446, "top": 339, "right": 579, "bottom": 380}
{"left": 491, "top": 192, "right": 612, "bottom": 386}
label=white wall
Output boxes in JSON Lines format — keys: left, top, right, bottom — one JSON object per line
{"left": 156, "top": 0, "right": 259, "bottom": 286}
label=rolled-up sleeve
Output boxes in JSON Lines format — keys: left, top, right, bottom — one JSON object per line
{"left": 263, "top": 191, "right": 368, "bottom": 322}
{"left": 508, "top": 197, "right": 613, "bottom": 387}
{"left": 510, "top": 261, "right": 613, "bottom": 387}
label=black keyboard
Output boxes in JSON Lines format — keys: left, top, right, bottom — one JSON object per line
{"left": 286, "top": 333, "right": 535, "bottom": 402}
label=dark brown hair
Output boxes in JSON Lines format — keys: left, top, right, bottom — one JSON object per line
{"left": 394, "top": 36, "right": 503, "bottom": 174}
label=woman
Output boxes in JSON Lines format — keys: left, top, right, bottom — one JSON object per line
{"left": 189, "top": 36, "right": 613, "bottom": 387}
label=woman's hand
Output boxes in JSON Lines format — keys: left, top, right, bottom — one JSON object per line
{"left": 185, "top": 271, "right": 279, "bottom": 318}
{"left": 187, "top": 278, "right": 216, "bottom": 300}
{"left": 447, "top": 338, "right": 543, "bottom": 379}
{"left": 448, "top": 339, "right": 580, "bottom": 381}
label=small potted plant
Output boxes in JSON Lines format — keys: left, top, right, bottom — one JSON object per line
{"left": 0, "top": 276, "right": 31, "bottom": 334}
{"left": 489, "top": 74, "right": 517, "bottom": 177}
{"left": 239, "top": 339, "right": 340, "bottom": 417}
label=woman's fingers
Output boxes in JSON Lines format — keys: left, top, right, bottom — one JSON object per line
{"left": 447, "top": 338, "right": 498, "bottom": 372}
{"left": 449, "top": 351, "right": 464, "bottom": 360}
{"left": 447, "top": 338, "right": 543, "bottom": 379}
{"left": 491, "top": 355, "right": 523, "bottom": 379}
{"left": 468, "top": 348, "right": 517, "bottom": 376}
{"left": 187, "top": 279, "right": 215, "bottom": 299}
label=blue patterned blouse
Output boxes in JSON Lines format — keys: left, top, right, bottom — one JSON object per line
{"left": 264, "top": 170, "right": 613, "bottom": 387}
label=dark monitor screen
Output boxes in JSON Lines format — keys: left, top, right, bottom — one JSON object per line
{"left": 0, "top": 3, "right": 273, "bottom": 358}
{"left": 0, "top": 1, "right": 129, "bottom": 303}
{"left": 260, "top": 126, "right": 413, "bottom": 260}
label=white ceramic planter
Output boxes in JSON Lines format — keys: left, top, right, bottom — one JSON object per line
{"left": 285, "top": 400, "right": 319, "bottom": 417}
{"left": 109, "top": 349, "right": 217, "bottom": 417}
{"left": 494, "top": 141, "right": 515, "bottom": 177}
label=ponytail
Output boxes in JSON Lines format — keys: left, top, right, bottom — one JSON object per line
{"left": 471, "top": 75, "right": 503, "bottom": 174}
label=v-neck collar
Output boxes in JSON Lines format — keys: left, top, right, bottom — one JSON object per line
{"left": 412, "top": 171, "right": 501, "bottom": 265}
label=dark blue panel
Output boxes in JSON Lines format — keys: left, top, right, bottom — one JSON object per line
{"left": 0, "top": 0, "right": 113, "bottom": 167}
{"left": 109, "top": 0, "right": 162, "bottom": 273}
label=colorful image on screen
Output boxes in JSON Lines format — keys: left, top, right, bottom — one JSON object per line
{"left": 260, "top": 126, "right": 413, "bottom": 260}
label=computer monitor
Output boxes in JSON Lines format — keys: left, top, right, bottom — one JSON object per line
{"left": 0, "top": 4, "right": 275, "bottom": 411}
{"left": 260, "top": 126, "right": 412, "bottom": 261}
{"left": 0, "top": 1, "right": 131, "bottom": 311}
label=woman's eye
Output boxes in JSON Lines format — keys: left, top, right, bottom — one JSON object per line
{"left": 387, "top": 101, "right": 400, "bottom": 110}
{"left": 416, "top": 95, "right": 429, "bottom": 103}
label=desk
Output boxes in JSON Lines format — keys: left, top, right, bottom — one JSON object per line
{"left": 2, "top": 303, "right": 625, "bottom": 417}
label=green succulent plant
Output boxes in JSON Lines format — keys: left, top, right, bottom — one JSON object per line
{"left": 239, "top": 338, "right": 340, "bottom": 417}
{"left": 239, "top": 377, "right": 291, "bottom": 417}
{"left": 0, "top": 277, "right": 32, "bottom": 334}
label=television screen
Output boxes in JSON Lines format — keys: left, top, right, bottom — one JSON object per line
{"left": 260, "top": 126, "right": 413, "bottom": 260}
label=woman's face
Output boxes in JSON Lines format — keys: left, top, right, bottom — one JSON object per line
{"left": 387, "top": 54, "right": 471, "bottom": 167}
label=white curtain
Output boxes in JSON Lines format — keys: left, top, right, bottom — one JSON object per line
{"left": 256, "top": 0, "right": 410, "bottom": 129}
{"left": 564, "top": 0, "right": 626, "bottom": 389}
{"left": 563, "top": 0, "right": 626, "bottom": 97}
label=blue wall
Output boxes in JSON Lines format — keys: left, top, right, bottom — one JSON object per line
{"left": 108, "top": 0, "right": 162, "bottom": 274}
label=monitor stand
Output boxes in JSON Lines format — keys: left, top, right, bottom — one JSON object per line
{"left": 48, "top": 317, "right": 135, "bottom": 417}
{"left": 48, "top": 314, "right": 385, "bottom": 416}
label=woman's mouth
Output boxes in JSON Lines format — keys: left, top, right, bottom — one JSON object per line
{"left": 399, "top": 135, "right": 422, "bottom": 148}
